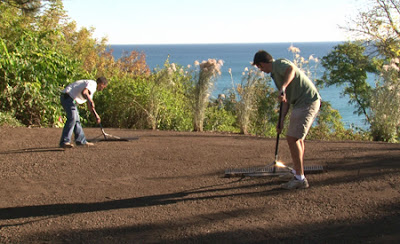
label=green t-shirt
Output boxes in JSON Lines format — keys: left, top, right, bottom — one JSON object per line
{"left": 271, "top": 58, "right": 321, "bottom": 108}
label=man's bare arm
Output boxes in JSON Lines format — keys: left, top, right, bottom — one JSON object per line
{"left": 82, "top": 88, "right": 101, "bottom": 124}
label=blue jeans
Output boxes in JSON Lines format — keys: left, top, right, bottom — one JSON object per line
{"left": 59, "top": 94, "right": 88, "bottom": 146}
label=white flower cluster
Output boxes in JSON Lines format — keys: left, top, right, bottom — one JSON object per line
{"left": 288, "top": 44, "right": 300, "bottom": 53}
{"left": 308, "top": 54, "right": 319, "bottom": 63}
{"left": 383, "top": 58, "right": 400, "bottom": 72}
{"left": 194, "top": 59, "right": 224, "bottom": 76}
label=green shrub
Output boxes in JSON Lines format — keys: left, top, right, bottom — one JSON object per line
{"left": 95, "top": 61, "right": 193, "bottom": 131}
{"left": 204, "top": 106, "right": 238, "bottom": 132}
{"left": 0, "top": 33, "right": 82, "bottom": 127}
{"left": 0, "top": 111, "right": 23, "bottom": 127}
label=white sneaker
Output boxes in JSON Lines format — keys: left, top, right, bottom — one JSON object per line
{"left": 281, "top": 178, "right": 309, "bottom": 190}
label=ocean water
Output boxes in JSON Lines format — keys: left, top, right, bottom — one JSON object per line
{"left": 109, "top": 42, "right": 369, "bottom": 129}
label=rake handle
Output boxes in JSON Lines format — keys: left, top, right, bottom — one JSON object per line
{"left": 99, "top": 123, "right": 107, "bottom": 140}
{"left": 275, "top": 102, "right": 283, "bottom": 159}
{"left": 273, "top": 102, "right": 283, "bottom": 173}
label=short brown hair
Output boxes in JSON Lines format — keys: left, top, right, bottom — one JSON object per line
{"left": 96, "top": 77, "right": 108, "bottom": 85}
{"left": 252, "top": 50, "right": 274, "bottom": 65}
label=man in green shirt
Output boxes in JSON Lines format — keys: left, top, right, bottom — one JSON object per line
{"left": 253, "top": 50, "right": 321, "bottom": 189}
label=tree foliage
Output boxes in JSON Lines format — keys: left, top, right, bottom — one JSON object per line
{"left": 317, "top": 42, "right": 378, "bottom": 122}
{"left": 0, "top": 1, "right": 83, "bottom": 126}
{"left": 0, "top": 0, "right": 53, "bottom": 15}
{"left": 319, "top": 0, "right": 400, "bottom": 141}
{"left": 345, "top": 0, "right": 400, "bottom": 58}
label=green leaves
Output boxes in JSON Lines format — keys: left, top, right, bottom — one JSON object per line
{"left": 318, "top": 40, "right": 400, "bottom": 141}
{"left": 0, "top": 26, "right": 83, "bottom": 126}
{"left": 318, "top": 42, "right": 376, "bottom": 120}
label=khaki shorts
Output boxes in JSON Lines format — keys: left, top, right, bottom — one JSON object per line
{"left": 287, "top": 99, "right": 321, "bottom": 140}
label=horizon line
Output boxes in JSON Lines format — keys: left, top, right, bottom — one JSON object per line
{"left": 108, "top": 40, "right": 346, "bottom": 46}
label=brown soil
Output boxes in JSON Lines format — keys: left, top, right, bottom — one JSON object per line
{"left": 0, "top": 127, "right": 399, "bottom": 243}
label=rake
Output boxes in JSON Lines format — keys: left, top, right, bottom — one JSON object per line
{"left": 224, "top": 102, "right": 323, "bottom": 178}
{"left": 98, "top": 123, "right": 129, "bottom": 141}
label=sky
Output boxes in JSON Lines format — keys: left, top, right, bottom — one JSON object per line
{"left": 62, "top": 0, "right": 361, "bottom": 45}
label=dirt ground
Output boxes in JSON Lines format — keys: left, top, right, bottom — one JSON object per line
{"left": 0, "top": 127, "right": 399, "bottom": 243}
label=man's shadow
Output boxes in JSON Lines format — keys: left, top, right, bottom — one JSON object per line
{"left": 0, "top": 179, "right": 281, "bottom": 222}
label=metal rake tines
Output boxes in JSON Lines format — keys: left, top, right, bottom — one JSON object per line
{"left": 224, "top": 165, "right": 289, "bottom": 177}
{"left": 224, "top": 165, "right": 324, "bottom": 177}
{"left": 303, "top": 165, "right": 324, "bottom": 174}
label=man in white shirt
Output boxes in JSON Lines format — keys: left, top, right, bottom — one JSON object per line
{"left": 59, "top": 77, "right": 108, "bottom": 148}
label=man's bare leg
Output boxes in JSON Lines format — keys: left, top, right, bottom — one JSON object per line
{"left": 287, "top": 135, "right": 304, "bottom": 176}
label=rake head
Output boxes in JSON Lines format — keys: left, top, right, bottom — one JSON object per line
{"left": 101, "top": 134, "right": 129, "bottom": 141}
{"left": 98, "top": 123, "right": 132, "bottom": 142}
{"left": 224, "top": 164, "right": 324, "bottom": 178}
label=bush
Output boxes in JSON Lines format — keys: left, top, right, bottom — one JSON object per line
{"left": 0, "top": 31, "right": 82, "bottom": 127}
{"left": 0, "top": 111, "right": 23, "bottom": 127}
{"left": 95, "top": 60, "right": 193, "bottom": 131}
{"left": 204, "top": 106, "right": 238, "bottom": 132}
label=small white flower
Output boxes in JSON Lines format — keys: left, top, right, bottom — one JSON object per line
{"left": 171, "top": 63, "right": 176, "bottom": 72}
{"left": 383, "top": 65, "right": 390, "bottom": 72}
{"left": 167, "top": 68, "right": 173, "bottom": 75}
{"left": 288, "top": 44, "right": 300, "bottom": 53}
{"left": 390, "top": 63, "right": 400, "bottom": 72}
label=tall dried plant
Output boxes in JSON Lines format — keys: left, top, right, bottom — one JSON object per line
{"left": 370, "top": 58, "right": 400, "bottom": 142}
{"left": 193, "top": 59, "right": 223, "bottom": 131}
{"left": 288, "top": 44, "right": 320, "bottom": 82}
{"left": 236, "top": 67, "right": 264, "bottom": 134}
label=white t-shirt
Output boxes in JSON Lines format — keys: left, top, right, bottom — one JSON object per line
{"left": 63, "top": 80, "right": 97, "bottom": 104}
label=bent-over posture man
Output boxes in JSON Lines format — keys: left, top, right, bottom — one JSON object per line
{"left": 253, "top": 50, "right": 321, "bottom": 189}
{"left": 59, "top": 77, "right": 108, "bottom": 148}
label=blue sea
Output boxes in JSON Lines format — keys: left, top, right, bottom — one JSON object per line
{"left": 109, "top": 42, "right": 371, "bottom": 130}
